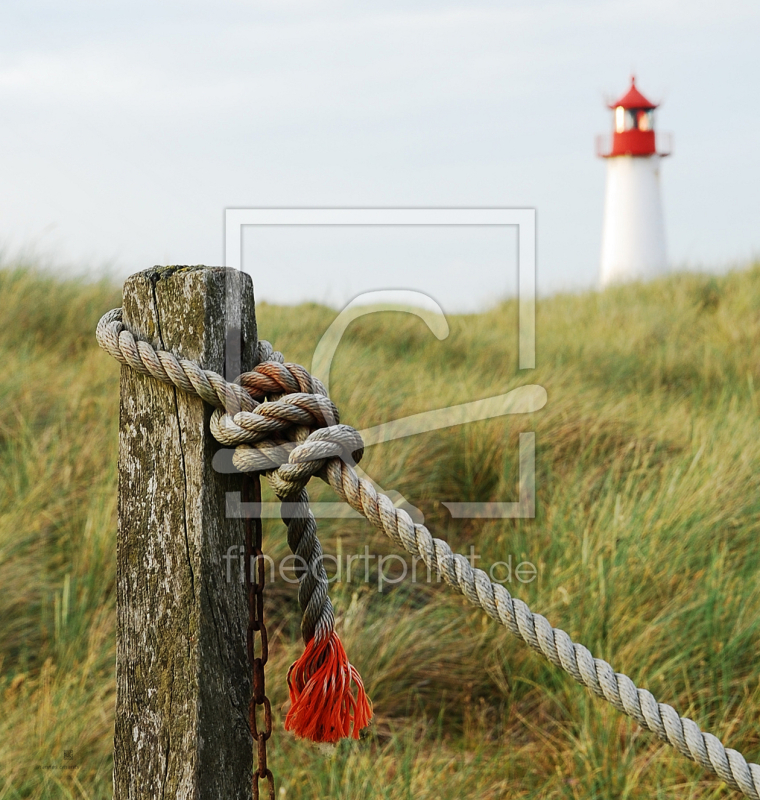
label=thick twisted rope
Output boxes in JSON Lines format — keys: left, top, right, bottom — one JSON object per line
{"left": 276, "top": 449, "right": 760, "bottom": 798}
{"left": 96, "top": 308, "right": 337, "bottom": 642}
{"left": 98, "top": 309, "right": 760, "bottom": 798}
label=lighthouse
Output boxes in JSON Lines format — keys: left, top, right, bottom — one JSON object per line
{"left": 598, "top": 77, "right": 671, "bottom": 286}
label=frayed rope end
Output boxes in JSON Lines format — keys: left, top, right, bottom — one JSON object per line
{"left": 285, "top": 630, "right": 372, "bottom": 743}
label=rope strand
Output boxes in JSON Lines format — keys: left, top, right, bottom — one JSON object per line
{"left": 98, "top": 308, "right": 760, "bottom": 796}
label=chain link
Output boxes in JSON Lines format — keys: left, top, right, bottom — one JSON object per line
{"left": 242, "top": 474, "right": 275, "bottom": 800}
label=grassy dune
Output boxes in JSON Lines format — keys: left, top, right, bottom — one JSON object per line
{"left": 1, "top": 264, "right": 759, "bottom": 799}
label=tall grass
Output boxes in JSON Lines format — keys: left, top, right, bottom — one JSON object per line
{"left": 1, "top": 263, "right": 759, "bottom": 798}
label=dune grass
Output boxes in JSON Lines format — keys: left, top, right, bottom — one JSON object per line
{"left": 0, "top": 263, "right": 759, "bottom": 798}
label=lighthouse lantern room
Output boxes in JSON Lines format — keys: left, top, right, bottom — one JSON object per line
{"left": 597, "top": 77, "right": 671, "bottom": 286}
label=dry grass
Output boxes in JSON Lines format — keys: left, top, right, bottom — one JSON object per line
{"left": 1, "top": 263, "right": 759, "bottom": 798}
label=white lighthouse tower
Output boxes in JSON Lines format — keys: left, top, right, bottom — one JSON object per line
{"left": 598, "top": 77, "right": 671, "bottom": 286}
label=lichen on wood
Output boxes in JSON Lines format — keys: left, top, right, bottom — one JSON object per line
{"left": 114, "top": 266, "right": 257, "bottom": 799}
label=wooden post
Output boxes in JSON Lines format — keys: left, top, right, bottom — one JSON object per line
{"left": 114, "top": 266, "right": 257, "bottom": 799}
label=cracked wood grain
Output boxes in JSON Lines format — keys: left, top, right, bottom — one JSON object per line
{"left": 114, "top": 266, "right": 257, "bottom": 799}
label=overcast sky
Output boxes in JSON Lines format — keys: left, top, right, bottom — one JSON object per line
{"left": 1, "top": 1, "right": 758, "bottom": 311}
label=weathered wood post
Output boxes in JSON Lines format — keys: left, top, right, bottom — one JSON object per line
{"left": 114, "top": 266, "right": 256, "bottom": 799}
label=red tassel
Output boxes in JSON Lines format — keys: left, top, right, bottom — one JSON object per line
{"left": 284, "top": 630, "right": 372, "bottom": 743}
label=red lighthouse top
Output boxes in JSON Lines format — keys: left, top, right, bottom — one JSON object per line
{"left": 597, "top": 76, "right": 671, "bottom": 158}
{"left": 608, "top": 76, "right": 658, "bottom": 111}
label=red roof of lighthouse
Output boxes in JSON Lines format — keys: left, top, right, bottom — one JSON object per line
{"left": 608, "top": 76, "right": 658, "bottom": 110}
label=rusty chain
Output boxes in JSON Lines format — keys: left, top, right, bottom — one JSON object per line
{"left": 242, "top": 473, "right": 275, "bottom": 800}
